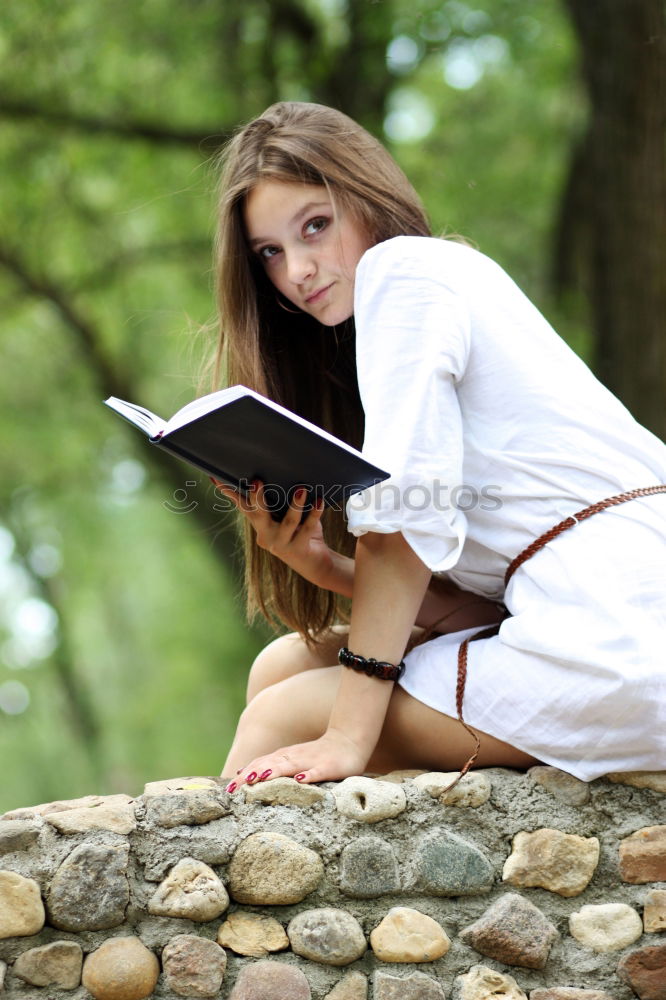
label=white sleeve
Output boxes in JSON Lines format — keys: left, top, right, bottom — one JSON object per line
{"left": 346, "top": 239, "right": 471, "bottom": 573}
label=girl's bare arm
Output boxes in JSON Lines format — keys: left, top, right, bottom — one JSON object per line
{"left": 230, "top": 530, "right": 432, "bottom": 786}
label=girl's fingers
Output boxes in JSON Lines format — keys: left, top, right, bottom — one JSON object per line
{"left": 210, "top": 479, "right": 251, "bottom": 513}
{"left": 301, "top": 496, "right": 325, "bottom": 530}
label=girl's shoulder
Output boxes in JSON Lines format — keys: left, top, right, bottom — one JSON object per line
{"left": 357, "top": 235, "right": 498, "bottom": 284}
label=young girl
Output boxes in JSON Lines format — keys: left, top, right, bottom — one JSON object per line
{"left": 212, "top": 102, "right": 666, "bottom": 792}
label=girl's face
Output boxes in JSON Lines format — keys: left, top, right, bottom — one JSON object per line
{"left": 243, "top": 180, "right": 372, "bottom": 326}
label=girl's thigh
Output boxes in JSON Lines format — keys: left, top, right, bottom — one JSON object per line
{"left": 374, "top": 684, "right": 539, "bottom": 773}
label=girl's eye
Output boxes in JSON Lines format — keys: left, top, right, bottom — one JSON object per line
{"left": 304, "top": 217, "right": 328, "bottom": 237}
{"left": 258, "top": 245, "right": 280, "bottom": 261}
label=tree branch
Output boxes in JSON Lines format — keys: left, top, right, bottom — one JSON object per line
{"left": 0, "top": 240, "right": 247, "bottom": 586}
{"left": 0, "top": 96, "right": 229, "bottom": 153}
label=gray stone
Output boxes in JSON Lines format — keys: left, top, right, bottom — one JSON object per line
{"left": 2, "top": 792, "right": 133, "bottom": 820}
{"left": 228, "top": 831, "right": 324, "bottom": 904}
{"left": 82, "top": 936, "right": 159, "bottom": 1000}
{"left": 47, "top": 842, "right": 129, "bottom": 932}
{"left": 373, "top": 970, "right": 446, "bottom": 999}
{"left": 287, "top": 907, "right": 367, "bottom": 966}
{"left": 413, "top": 771, "right": 491, "bottom": 807}
{"left": 418, "top": 829, "right": 494, "bottom": 896}
{"left": 0, "top": 820, "right": 40, "bottom": 855}
{"left": 162, "top": 934, "right": 227, "bottom": 997}
{"left": 325, "top": 971, "right": 368, "bottom": 999}
{"left": 455, "top": 966, "right": 527, "bottom": 1000}
{"left": 0, "top": 959, "right": 5, "bottom": 989}
{"left": 142, "top": 775, "right": 221, "bottom": 796}
{"left": 135, "top": 820, "right": 235, "bottom": 881}
{"left": 332, "top": 777, "right": 407, "bottom": 822}
{"left": 243, "top": 777, "right": 328, "bottom": 806}
{"left": 143, "top": 790, "right": 230, "bottom": 828}
{"left": 339, "top": 836, "right": 400, "bottom": 898}
{"left": 45, "top": 796, "right": 136, "bottom": 834}
{"left": 528, "top": 766, "right": 591, "bottom": 805}
{"left": 148, "top": 858, "right": 229, "bottom": 921}
{"left": 0, "top": 870, "right": 45, "bottom": 938}
{"left": 13, "top": 940, "right": 83, "bottom": 988}
{"left": 460, "top": 892, "right": 558, "bottom": 969}
{"left": 229, "top": 959, "right": 311, "bottom": 999}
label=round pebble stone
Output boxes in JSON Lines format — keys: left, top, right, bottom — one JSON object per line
{"left": 217, "top": 912, "right": 289, "bottom": 957}
{"left": 13, "top": 941, "right": 83, "bottom": 988}
{"left": 228, "top": 832, "right": 324, "bottom": 904}
{"left": 162, "top": 934, "right": 227, "bottom": 997}
{"left": 0, "top": 870, "right": 45, "bottom": 939}
{"left": 456, "top": 965, "right": 527, "bottom": 1000}
{"left": 81, "top": 937, "right": 159, "bottom": 1000}
{"left": 370, "top": 907, "right": 450, "bottom": 962}
{"left": 569, "top": 903, "right": 643, "bottom": 952}
{"left": 332, "top": 777, "right": 406, "bottom": 822}
{"left": 288, "top": 907, "right": 367, "bottom": 966}
{"left": 229, "top": 959, "right": 311, "bottom": 999}
{"left": 148, "top": 858, "right": 229, "bottom": 921}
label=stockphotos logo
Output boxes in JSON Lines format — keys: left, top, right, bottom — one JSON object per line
{"left": 163, "top": 478, "right": 503, "bottom": 514}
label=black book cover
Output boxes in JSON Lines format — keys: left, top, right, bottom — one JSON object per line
{"left": 105, "top": 388, "right": 390, "bottom": 520}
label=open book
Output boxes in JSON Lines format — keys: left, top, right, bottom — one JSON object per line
{"left": 104, "top": 385, "right": 390, "bottom": 519}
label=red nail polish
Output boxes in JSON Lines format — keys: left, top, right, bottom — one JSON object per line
{"left": 259, "top": 769, "right": 272, "bottom": 781}
{"left": 246, "top": 771, "right": 258, "bottom": 784}
{"left": 294, "top": 773, "right": 306, "bottom": 782}
{"left": 226, "top": 781, "right": 237, "bottom": 794}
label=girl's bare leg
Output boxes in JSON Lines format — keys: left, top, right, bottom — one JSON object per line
{"left": 245, "top": 626, "right": 349, "bottom": 704}
{"left": 244, "top": 577, "right": 503, "bottom": 705}
{"left": 222, "top": 634, "right": 538, "bottom": 777}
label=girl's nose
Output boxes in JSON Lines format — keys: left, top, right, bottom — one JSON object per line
{"left": 286, "top": 248, "right": 316, "bottom": 285}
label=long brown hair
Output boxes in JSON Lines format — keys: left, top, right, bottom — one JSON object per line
{"left": 211, "top": 102, "right": 431, "bottom": 638}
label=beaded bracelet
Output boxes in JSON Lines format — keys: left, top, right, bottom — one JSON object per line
{"left": 338, "top": 646, "right": 405, "bottom": 682}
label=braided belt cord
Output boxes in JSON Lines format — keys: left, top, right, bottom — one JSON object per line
{"left": 442, "top": 484, "right": 666, "bottom": 795}
{"left": 504, "top": 484, "right": 666, "bottom": 588}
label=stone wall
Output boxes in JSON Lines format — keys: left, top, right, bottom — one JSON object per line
{"left": 0, "top": 767, "right": 665, "bottom": 1000}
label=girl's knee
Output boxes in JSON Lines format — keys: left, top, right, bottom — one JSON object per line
{"left": 246, "top": 632, "right": 314, "bottom": 703}
{"left": 238, "top": 665, "right": 337, "bottom": 744}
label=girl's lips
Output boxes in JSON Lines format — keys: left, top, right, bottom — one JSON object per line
{"left": 305, "top": 283, "right": 332, "bottom": 305}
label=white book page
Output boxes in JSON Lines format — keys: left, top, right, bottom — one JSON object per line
{"left": 104, "top": 397, "right": 163, "bottom": 437}
{"left": 163, "top": 385, "right": 368, "bottom": 458}
{"left": 162, "top": 385, "right": 251, "bottom": 432}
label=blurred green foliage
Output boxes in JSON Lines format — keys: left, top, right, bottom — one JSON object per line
{"left": 0, "top": 0, "right": 583, "bottom": 812}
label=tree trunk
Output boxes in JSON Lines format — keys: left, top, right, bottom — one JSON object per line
{"left": 560, "top": 0, "right": 666, "bottom": 440}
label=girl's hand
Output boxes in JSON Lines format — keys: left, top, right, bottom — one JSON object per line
{"left": 225, "top": 729, "right": 369, "bottom": 793}
{"left": 212, "top": 480, "right": 337, "bottom": 589}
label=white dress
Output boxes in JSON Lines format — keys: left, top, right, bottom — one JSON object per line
{"left": 346, "top": 236, "right": 666, "bottom": 781}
